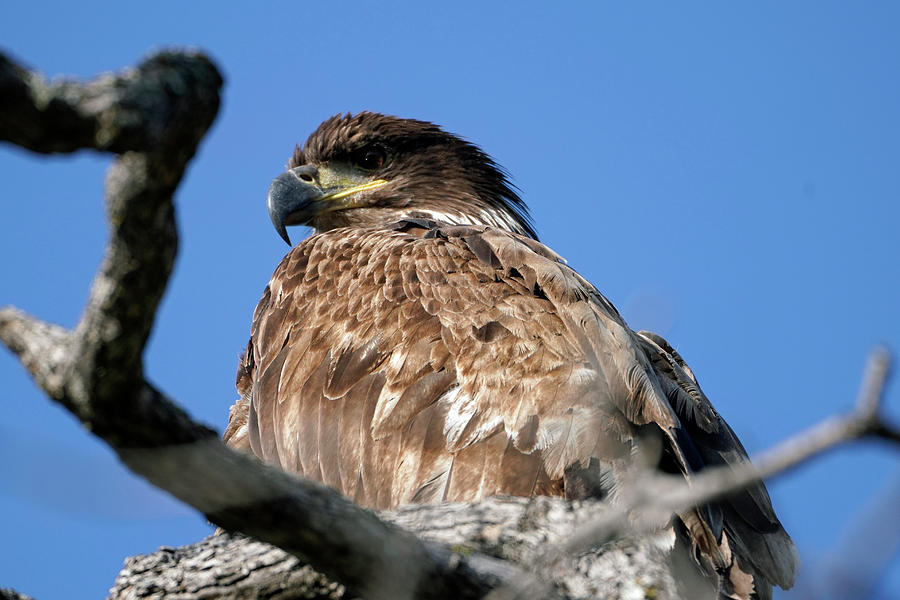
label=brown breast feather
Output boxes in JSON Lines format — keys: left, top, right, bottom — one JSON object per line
{"left": 230, "top": 219, "right": 797, "bottom": 599}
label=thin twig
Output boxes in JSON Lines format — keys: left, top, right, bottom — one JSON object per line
{"left": 855, "top": 346, "right": 891, "bottom": 422}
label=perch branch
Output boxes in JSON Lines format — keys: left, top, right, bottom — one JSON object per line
{"left": 111, "top": 497, "right": 679, "bottom": 600}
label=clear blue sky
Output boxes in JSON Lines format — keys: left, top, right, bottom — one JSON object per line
{"left": 1, "top": 3, "right": 898, "bottom": 598}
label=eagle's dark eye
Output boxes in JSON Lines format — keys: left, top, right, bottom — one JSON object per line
{"left": 352, "top": 146, "right": 387, "bottom": 171}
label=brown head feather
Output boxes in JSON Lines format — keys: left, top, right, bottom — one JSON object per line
{"left": 286, "top": 112, "right": 537, "bottom": 238}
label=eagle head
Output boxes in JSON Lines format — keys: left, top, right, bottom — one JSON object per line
{"left": 267, "top": 112, "right": 537, "bottom": 244}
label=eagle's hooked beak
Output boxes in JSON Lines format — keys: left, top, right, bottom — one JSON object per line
{"left": 267, "top": 165, "right": 388, "bottom": 246}
{"left": 267, "top": 165, "right": 322, "bottom": 246}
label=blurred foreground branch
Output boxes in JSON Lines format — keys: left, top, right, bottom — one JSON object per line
{"left": 1, "top": 51, "right": 897, "bottom": 600}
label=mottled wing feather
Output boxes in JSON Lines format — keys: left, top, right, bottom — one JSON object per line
{"left": 636, "top": 330, "right": 798, "bottom": 592}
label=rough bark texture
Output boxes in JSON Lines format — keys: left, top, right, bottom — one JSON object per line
{"left": 110, "top": 497, "right": 681, "bottom": 600}
{"left": 112, "top": 534, "right": 350, "bottom": 600}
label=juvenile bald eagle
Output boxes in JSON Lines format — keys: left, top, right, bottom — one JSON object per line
{"left": 226, "top": 112, "right": 797, "bottom": 599}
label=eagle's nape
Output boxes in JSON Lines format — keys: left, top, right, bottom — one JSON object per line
{"left": 227, "top": 111, "right": 798, "bottom": 600}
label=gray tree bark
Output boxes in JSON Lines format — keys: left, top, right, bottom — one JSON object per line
{"left": 110, "top": 497, "right": 683, "bottom": 600}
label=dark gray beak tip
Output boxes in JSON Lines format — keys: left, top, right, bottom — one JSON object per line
{"left": 277, "top": 226, "right": 292, "bottom": 247}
